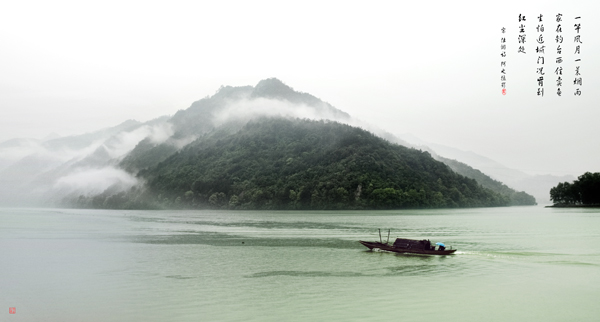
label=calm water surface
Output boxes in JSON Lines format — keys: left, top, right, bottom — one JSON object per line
{"left": 2, "top": 206, "right": 600, "bottom": 321}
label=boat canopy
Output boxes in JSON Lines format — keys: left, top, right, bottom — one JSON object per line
{"left": 392, "top": 238, "right": 431, "bottom": 250}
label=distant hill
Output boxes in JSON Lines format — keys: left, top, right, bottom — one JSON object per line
{"left": 439, "top": 157, "right": 536, "bottom": 206}
{"left": 397, "top": 133, "right": 562, "bottom": 204}
{"left": 0, "top": 118, "right": 167, "bottom": 206}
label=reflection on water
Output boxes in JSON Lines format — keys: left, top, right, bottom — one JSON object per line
{"left": 136, "top": 232, "right": 361, "bottom": 249}
{"left": 2, "top": 207, "right": 600, "bottom": 322}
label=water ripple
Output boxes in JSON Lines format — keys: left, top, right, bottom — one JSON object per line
{"left": 247, "top": 270, "right": 366, "bottom": 278}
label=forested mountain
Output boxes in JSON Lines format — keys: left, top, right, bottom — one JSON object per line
{"left": 2, "top": 78, "right": 535, "bottom": 209}
{"left": 71, "top": 118, "right": 513, "bottom": 209}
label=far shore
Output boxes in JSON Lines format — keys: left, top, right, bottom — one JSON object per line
{"left": 545, "top": 204, "right": 600, "bottom": 208}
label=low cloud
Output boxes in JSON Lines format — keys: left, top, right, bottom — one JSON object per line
{"left": 0, "top": 121, "right": 174, "bottom": 205}
{"left": 104, "top": 122, "right": 174, "bottom": 159}
{"left": 213, "top": 98, "right": 340, "bottom": 127}
{"left": 54, "top": 166, "right": 138, "bottom": 196}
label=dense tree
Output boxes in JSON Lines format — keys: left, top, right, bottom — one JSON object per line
{"left": 550, "top": 172, "right": 600, "bottom": 206}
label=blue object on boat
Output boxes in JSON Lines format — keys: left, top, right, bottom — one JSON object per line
{"left": 436, "top": 242, "right": 445, "bottom": 247}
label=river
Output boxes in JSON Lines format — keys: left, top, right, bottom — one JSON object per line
{"left": 1, "top": 206, "right": 599, "bottom": 321}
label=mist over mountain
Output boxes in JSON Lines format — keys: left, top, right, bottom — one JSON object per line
{"left": 0, "top": 78, "right": 536, "bottom": 209}
{"left": 120, "top": 78, "right": 355, "bottom": 174}
{"left": 0, "top": 117, "right": 170, "bottom": 206}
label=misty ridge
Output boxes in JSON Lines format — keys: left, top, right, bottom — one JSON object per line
{"left": 0, "top": 78, "right": 563, "bottom": 208}
{"left": 0, "top": 78, "right": 375, "bottom": 206}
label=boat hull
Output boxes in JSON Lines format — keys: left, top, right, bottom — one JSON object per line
{"left": 359, "top": 240, "right": 457, "bottom": 255}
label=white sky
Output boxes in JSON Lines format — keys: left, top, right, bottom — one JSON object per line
{"left": 1, "top": 0, "right": 598, "bottom": 176}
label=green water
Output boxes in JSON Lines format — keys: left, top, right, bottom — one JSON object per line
{"left": 2, "top": 206, "right": 600, "bottom": 321}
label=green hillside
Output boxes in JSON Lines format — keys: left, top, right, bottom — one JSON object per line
{"left": 74, "top": 118, "right": 512, "bottom": 210}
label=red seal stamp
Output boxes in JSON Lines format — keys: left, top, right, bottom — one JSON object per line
{"left": 9, "top": 307, "right": 16, "bottom": 314}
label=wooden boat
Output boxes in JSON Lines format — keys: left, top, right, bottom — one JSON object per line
{"left": 359, "top": 231, "right": 456, "bottom": 255}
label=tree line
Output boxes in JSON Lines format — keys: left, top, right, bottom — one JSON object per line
{"left": 550, "top": 172, "right": 600, "bottom": 206}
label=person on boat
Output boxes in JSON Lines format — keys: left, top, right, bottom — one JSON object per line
{"left": 438, "top": 245, "right": 445, "bottom": 251}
